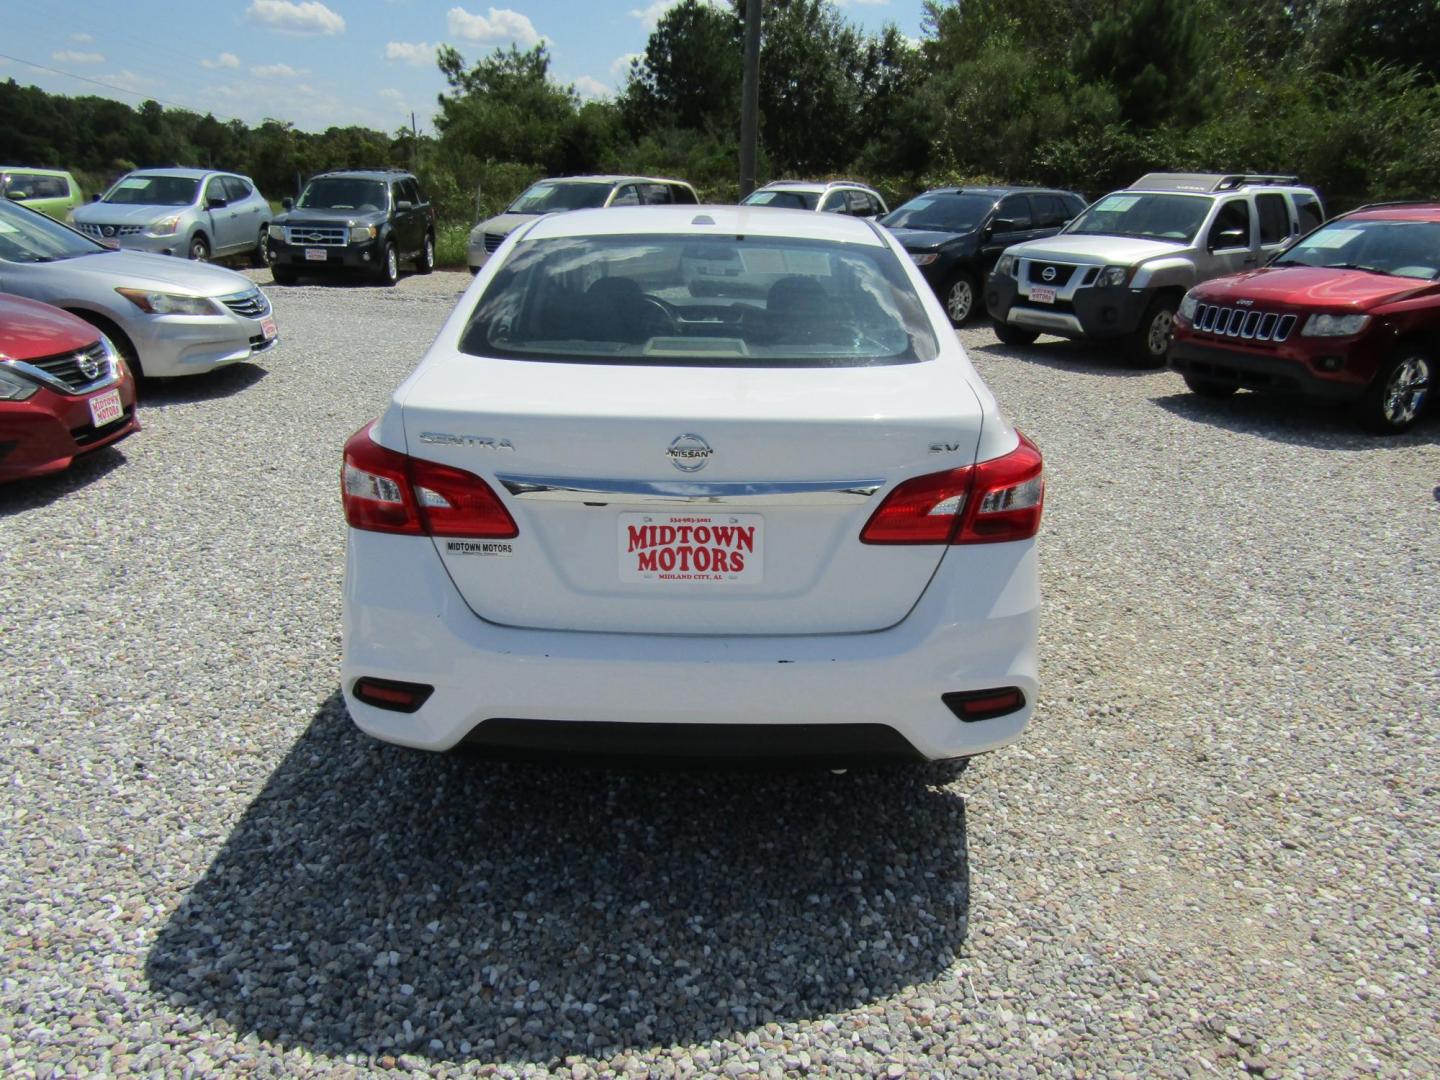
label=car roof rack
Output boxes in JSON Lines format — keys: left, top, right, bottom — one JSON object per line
{"left": 1132, "top": 172, "right": 1301, "bottom": 193}
{"left": 761, "top": 179, "right": 873, "bottom": 190}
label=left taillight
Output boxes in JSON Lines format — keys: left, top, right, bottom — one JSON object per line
{"left": 341, "top": 421, "right": 518, "bottom": 538}
{"left": 860, "top": 431, "right": 1044, "bottom": 545}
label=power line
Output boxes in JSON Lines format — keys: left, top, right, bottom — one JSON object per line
{"left": 0, "top": 51, "right": 239, "bottom": 121}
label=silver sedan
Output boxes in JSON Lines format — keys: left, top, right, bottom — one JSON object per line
{"left": 0, "top": 199, "right": 279, "bottom": 378}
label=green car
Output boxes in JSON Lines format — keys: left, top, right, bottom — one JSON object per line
{"left": 1, "top": 167, "right": 84, "bottom": 221}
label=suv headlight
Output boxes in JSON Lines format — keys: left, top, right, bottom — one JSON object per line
{"left": 0, "top": 364, "right": 40, "bottom": 401}
{"left": 1302, "top": 313, "right": 1371, "bottom": 337}
{"left": 267, "top": 224, "right": 283, "bottom": 241}
{"left": 115, "top": 288, "right": 222, "bottom": 316}
{"left": 1095, "top": 265, "right": 1132, "bottom": 288}
{"left": 1178, "top": 290, "right": 1199, "bottom": 320}
{"left": 995, "top": 254, "right": 1016, "bottom": 278}
{"left": 349, "top": 224, "right": 377, "bottom": 244}
{"left": 148, "top": 215, "right": 181, "bottom": 237}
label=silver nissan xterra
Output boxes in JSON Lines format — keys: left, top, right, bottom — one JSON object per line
{"left": 984, "top": 173, "right": 1325, "bottom": 366}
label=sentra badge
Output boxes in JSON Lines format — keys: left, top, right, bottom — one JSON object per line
{"left": 419, "top": 432, "right": 515, "bottom": 450}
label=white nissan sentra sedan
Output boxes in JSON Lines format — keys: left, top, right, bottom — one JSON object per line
{"left": 340, "top": 206, "right": 1043, "bottom": 764}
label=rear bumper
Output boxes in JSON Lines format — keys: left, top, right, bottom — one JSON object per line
{"left": 341, "top": 530, "right": 1040, "bottom": 761}
{"left": 1169, "top": 336, "right": 1368, "bottom": 401}
{"left": 986, "top": 274, "right": 1148, "bottom": 339}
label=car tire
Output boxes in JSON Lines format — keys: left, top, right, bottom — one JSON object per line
{"left": 270, "top": 265, "right": 297, "bottom": 286}
{"left": 1355, "top": 345, "right": 1432, "bottom": 434}
{"left": 377, "top": 241, "right": 399, "bottom": 286}
{"left": 188, "top": 234, "right": 211, "bottom": 262}
{"left": 250, "top": 229, "right": 271, "bottom": 268}
{"left": 994, "top": 322, "right": 1040, "bottom": 347}
{"left": 1127, "top": 294, "right": 1177, "bottom": 368}
{"left": 416, "top": 232, "right": 435, "bottom": 274}
{"left": 942, "top": 271, "right": 978, "bottom": 325}
{"left": 1182, "top": 374, "right": 1238, "bottom": 399}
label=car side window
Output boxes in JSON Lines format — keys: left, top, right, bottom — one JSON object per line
{"left": 846, "top": 190, "right": 876, "bottom": 217}
{"left": 401, "top": 178, "right": 423, "bottom": 205}
{"left": 1294, "top": 194, "right": 1324, "bottom": 234}
{"left": 1256, "top": 193, "right": 1290, "bottom": 244}
{"left": 994, "top": 195, "right": 1033, "bottom": 231}
{"left": 640, "top": 183, "right": 672, "bottom": 205}
{"left": 670, "top": 184, "right": 699, "bottom": 205}
{"left": 1208, "top": 199, "right": 1252, "bottom": 249}
{"left": 391, "top": 182, "right": 408, "bottom": 208}
{"left": 821, "top": 192, "right": 849, "bottom": 214}
{"left": 1032, "top": 194, "right": 1068, "bottom": 228}
{"left": 609, "top": 185, "right": 641, "bottom": 207}
{"left": 204, "top": 177, "right": 229, "bottom": 205}
{"left": 223, "top": 176, "right": 252, "bottom": 202}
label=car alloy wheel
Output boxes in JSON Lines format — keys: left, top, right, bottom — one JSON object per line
{"left": 1381, "top": 353, "right": 1430, "bottom": 429}
{"left": 1146, "top": 308, "right": 1173, "bottom": 356}
{"left": 189, "top": 235, "right": 210, "bottom": 262}
{"left": 945, "top": 274, "right": 976, "bottom": 325}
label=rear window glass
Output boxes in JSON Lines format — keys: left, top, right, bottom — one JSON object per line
{"left": 459, "top": 233, "right": 939, "bottom": 368}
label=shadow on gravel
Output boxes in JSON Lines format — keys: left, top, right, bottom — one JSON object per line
{"left": 1152, "top": 390, "right": 1440, "bottom": 448}
{"left": 0, "top": 445, "right": 129, "bottom": 514}
{"left": 146, "top": 692, "right": 971, "bottom": 1066}
{"left": 136, "top": 362, "right": 268, "bottom": 408}
{"left": 970, "top": 335, "right": 1161, "bottom": 377}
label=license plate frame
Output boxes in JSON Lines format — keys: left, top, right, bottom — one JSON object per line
{"left": 619, "top": 512, "right": 764, "bottom": 584}
{"left": 88, "top": 387, "right": 123, "bottom": 428}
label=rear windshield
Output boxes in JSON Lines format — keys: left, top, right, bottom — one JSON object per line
{"left": 742, "top": 190, "right": 820, "bottom": 211}
{"left": 1066, "top": 192, "right": 1211, "bottom": 243}
{"left": 508, "top": 182, "right": 613, "bottom": 213}
{"left": 104, "top": 174, "right": 198, "bottom": 206}
{"left": 459, "top": 233, "right": 939, "bottom": 367}
{"left": 881, "top": 192, "right": 995, "bottom": 232}
{"left": 1272, "top": 219, "right": 1440, "bottom": 280}
{"left": 298, "top": 178, "right": 387, "bottom": 211}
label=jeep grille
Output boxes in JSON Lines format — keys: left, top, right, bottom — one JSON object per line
{"left": 1192, "top": 303, "right": 1296, "bottom": 343}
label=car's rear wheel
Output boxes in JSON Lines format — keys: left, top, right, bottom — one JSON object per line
{"left": 994, "top": 322, "right": 1040, "bottom": 347}
{"left": 1127, "top": 294, "right": 1176, "bottom": 368}
{"left": 415, "top": 232, "right": 435, "bottom": 274}
{"left": 250, "top": 228, "right": 271, "bottom": 268}
{"left": 188, "top": 234, "right": 211, "bottom": 262}
{"left": 270, "top": 265, "right": 297, "bottom": 285}
{"left": 377, "top": 241, "right": 400, "bottom": 286}
{"left": 1182, "top": 373, "right": 1238, "bottom": 399}
{"left": 943, "top": 271, "right": 978, "bottom": 325}
{"left": 1356, "top": 346, "right": 1431, "bottom": 434}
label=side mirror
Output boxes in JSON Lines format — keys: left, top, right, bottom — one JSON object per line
{"left": 206, "top": 196, "right": 229, "bottom": 210}
{"left": 991, "top": 218, "right": 1017, "bottom": 233}
{"left": 396, "top": 200, "right": 413, "bottom": 211}
{"left": 1210, "top": 227, "right": 1247, "bottom": 250}
{"left": 91, "top": 193, "right": 102, "bottom": 202}
{"left": 5, "top": 190, "right": 27, "bottom": 202}
{"left": 282, "top": 196, "right": 294, "bottom": 211}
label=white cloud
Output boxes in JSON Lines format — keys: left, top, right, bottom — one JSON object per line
{"left": 69, "top": 32, "right": 96, "bottom": 44}
{"left": 52, "top": 50, "right": 105, "bottom": 65}
{"left": 610, "top": 52, "right": 642, "bottom": 79}
{"left": 251, "top": 63, "right": 307, "bottom": 78}
{"left": 573, "top": 75, "right": 610, "bottom": 100}
{"left": 384, "top": 41, "right": 436, "bottom": 66}
{"left": 629, "top": 0, "right": 717, "bottom": 30}
{"left": 105, "top": 70, "right": 157, "bottom": 93}
{"left": 446, "top": 6, "right": 543, "bottom": 48}
{"left": 245, "top": 0, "right": 345, "bottom": 36}
{"left": 202, "top": 52, "right": 242, "bottom": 70}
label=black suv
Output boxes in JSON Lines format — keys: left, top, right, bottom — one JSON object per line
{"left": 268, "top": 169, "right": 435, "bottom": 286}
{"left": 881, "top": 186, "right": 1087, "bottom": 324}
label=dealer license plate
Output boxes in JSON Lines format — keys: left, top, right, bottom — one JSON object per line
{"left": 1029, "top": 286, "right": 1056, "bottom": 304}
{"left": 619, "top": 512, "right": 764, "bottom": 584}
{"left": 261, "top": 316, "right": 277, "bottom": 340}
{"left": 88, "top": 388, "right": 123, "bottom": 428}
{"left": 304, "top": 247, "right": 328, "bottom": 261}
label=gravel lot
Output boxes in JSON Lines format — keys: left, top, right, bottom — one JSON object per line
{"left": 2, "top": 268, "right": 1436, "bottom": 1078}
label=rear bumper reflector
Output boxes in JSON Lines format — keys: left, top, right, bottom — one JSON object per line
{"left": 352, "top": 677, "right": 434, "bottom": 713}
{"left": 942, "top": 687, "right": 1027, "bottom": 722}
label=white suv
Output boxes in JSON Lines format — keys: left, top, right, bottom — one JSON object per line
{"left": 341, "top": 206, "right": 1042, "bottom": 764}
{"left": 986, "top": 173, "right": 1325, "bottom": 366}
{"left": 741, "top": 180, "right": 888, "bottom": 218}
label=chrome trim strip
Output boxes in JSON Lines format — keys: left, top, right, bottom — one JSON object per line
{"left": 496, "top": 474, "right": 885, "bottom": 506}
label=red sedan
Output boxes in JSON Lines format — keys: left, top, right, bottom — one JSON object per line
{"left": 0, "top": 293, "right": 139, "bottom": 482}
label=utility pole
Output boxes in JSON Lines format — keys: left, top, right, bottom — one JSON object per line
{"left": 410, "top": 111, "right": 419, "bottom": 173}
{"left": 739, "top": 0, "right": 761, "bottom": 198}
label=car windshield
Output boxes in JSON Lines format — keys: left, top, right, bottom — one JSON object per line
{"left": 742, "top": 190, "right": 820, "bottom": 211}
{"left": 298, "top": 178, "right": 388, "bottom": 211}
{"left": 103, "top": 174, "right": 199, "bottom": 206}
{"left": 459, "top": 232, "right": 939, "bottom": 367}
{"left": 507, "top": 182, "right": 613, "bottom": 214}
{"left": 0, "top": 199, "right": 108, "bottom": 262}
{"left": 1271, "top": 219, "right": 1440, "bottom": 280}
{"left": 881, "top": 193, "right": 995, "bottom": 232}
{"left": 1065, "top": 192, "right": 1211, "bottom": 243}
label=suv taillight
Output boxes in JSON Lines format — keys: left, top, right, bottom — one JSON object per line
{"left": 342, "top": 421, "right": 518, "bottom": 538}
{"left": 860, "top": 432, "right": 1044, "bottom": 545}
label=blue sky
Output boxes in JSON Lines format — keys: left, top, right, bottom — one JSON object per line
{"left": 1, "top": 0, "right": 929, "bottom": 135}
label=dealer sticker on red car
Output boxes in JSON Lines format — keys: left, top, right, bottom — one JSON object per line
{"left": 620, "top": 512, "right": 764, "bottom": 584}
{"left": 87, "top": 388, "right": 123, "bottom": 428}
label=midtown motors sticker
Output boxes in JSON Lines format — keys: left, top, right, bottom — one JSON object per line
{"left": 619, "top": 512, "right": 763, "bottom": 584}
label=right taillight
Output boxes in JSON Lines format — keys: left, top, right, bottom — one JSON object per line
{"left": 860, "top": 432, "right": 1044, "bottom": 545}
{"left": 341, "top": 421, "right": 517, "bottom": 538}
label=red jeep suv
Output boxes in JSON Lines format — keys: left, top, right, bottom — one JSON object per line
{"left": 1169, "top": 203, "right": 1437, "bottom": 433}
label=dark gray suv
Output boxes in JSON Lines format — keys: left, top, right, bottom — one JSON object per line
{"left": 268, "top": 170, "right": 435, "bottom": 286}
